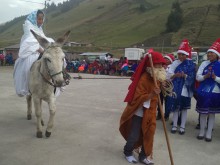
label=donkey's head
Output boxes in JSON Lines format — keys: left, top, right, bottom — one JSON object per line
{"left": 31, "top": 30, "right": 70, "bottom": 87}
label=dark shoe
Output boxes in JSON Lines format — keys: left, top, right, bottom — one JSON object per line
{"left": 164, "top": 116, "right": 169, "bottom": 121}
{"left": 195, "top": 124, "right": 200, "bottom": 129}
{"left": 156, "top": 115, "right": 161, "bottom": 120}
{"left": 197, "top": 135, "right": 204, "bottom": 140}
{"left": 205, "top": 137, "right": 212, "bottom": 142}
{"left": 179, "top": 127, "right": 185, "bottom": 135}
{"left": 171, "top": 126, "right": 177, "bottom": 134}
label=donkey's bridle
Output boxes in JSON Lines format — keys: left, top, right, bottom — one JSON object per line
{"left": 40, "top": 58, "right": 65, "bottom": 87}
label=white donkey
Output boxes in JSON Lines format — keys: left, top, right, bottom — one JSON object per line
{"left": 27, "top": 30, "right": 70, "bottom": 138}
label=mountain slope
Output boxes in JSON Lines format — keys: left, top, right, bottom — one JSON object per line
{"left": 0, "top": 0, "right": 220, "bottom": 48}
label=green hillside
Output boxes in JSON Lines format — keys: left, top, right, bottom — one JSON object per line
{"left": 0, "top": 0, "right": 220, "bottom": 50}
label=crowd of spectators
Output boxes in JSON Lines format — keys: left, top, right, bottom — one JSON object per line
{"left": 0, "top": 53, "right": 140, "bottom": 76}
{"left": 0, "top": 52, "right": 14, "bottom": 66}
{"left": 65, "top": 57, "right": 140, "bottom": 76}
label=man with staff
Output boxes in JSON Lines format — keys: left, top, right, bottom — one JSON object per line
{"left": 119, "top": 50, "right": 174, "bottom": 164}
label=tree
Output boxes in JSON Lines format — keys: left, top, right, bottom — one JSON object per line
{"left": 139, "top": 4, "right": 146, "bottom": 12}
{"left": 166, "top": 1, "right": 183, "bottom": 32}
{"left": 46, "top": 2, "right": 57, "bottom": 13}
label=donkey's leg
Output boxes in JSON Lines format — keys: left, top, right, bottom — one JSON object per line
{"left": 45, "top": 97, "right": 56, "bottom": 137}
{"left": 26, "top": 95, "right": 32, "bottom": 120}
{"left": 33, "top": 97, "right": 43, "bottom": 138}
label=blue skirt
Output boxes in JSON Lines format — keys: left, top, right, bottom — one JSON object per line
{"left": 196, "top": 92, "right": 220, "bottom": 114}
{"left": 165, "top": 96, "right": 191, "bottom": 113}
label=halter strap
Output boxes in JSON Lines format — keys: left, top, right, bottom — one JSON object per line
{"left": 39, "top": 57, "right": 65, "bottom": 87}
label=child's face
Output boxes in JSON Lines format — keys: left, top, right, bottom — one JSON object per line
{"left": 165, "top": 58, "right": 171, "bottom": 65}
{"left": 37, "top": 13, "right": 44, "bottom": 27}
{"left": 207, "top": 51, "right": 218, "bottom": 62}
{"left": 178, "top": 53, "right": 187, "bottom": 61}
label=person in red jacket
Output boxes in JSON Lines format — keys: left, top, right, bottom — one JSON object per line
{"left": 119, "top": 51, "right": 167, "bottom": 164}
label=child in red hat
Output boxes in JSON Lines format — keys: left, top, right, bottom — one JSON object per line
{"left": 166, "top": 39, "right": 196, "bottom": 135}
{"left": 156, "top": 53, "right": 175, "bottom": 121}
{"left": 196, "top": 38, "right": 220, "bottom": 142}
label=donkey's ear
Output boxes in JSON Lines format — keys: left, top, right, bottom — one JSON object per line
{"left": 56, "top": 30, "right": 71, "bottom": 47}
{"left": 30, "top": 30, "right": 50, "bottom": 49}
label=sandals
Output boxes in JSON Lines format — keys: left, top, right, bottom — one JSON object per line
{"left": 179, "top": 127, "right": 185, "bottom": 135}
{"left": 171, "top": 126, "right": 177, "bottom": 134}
{"left": 171, "top": 126, "right": 185, "bottom": 135}
{"left": 197, "top": 135, "right": 212, "bottom": 142}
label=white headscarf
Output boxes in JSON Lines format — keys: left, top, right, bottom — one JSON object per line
{"left": 26, "top": 10, "right": 45, "bottom": 28}
{"left": 18, "top": 10, "right": 54, "bottom": 58}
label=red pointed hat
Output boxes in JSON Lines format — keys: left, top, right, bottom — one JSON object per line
{"left": 124, "top": 50, "right": 165, "bottom": 102}
{"left": 164, "top": 53, "right": 175, "bottom": 63}
{"left": 177, "top": 39, "right": 191, "bottom": 56}
{"left": 146, "top": 51, "right": 166, "bottom": 66}
{"left": 207, "top": 38, "right": 220, "bottom": 57}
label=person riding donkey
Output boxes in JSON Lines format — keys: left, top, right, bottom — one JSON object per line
{"left": 14, "top": 10, "right": 70, "bottom": 97}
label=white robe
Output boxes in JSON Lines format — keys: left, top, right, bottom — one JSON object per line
{"left": 13, "top": 20, "right": 54, "bottom": 97}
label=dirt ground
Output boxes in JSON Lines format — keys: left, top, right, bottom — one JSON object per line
{"left": 0, "top": 66, "right": 219, "bottom": 165}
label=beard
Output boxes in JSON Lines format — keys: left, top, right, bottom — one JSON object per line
{"left": 146, "top": 67, "right": 166, "bottom": 82}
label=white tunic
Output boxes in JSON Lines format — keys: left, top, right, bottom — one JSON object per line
{"left": 13, "top": 20, "right": 54, "bottom": 97}
{"left": 135, "top": 100, "right": 151, "bottom": 117}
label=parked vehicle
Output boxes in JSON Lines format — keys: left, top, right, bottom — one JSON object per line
{"left": 124, "top": 48, "right": 145, "bottom": 61}
{"left": 79, "top": 52, "right": 113, "bottom": 62}
{"left": 191, "top": 51, "right": 198, "bottom": 65}
{"left": 191, "top": 51, "right": 208, "bottom": 65}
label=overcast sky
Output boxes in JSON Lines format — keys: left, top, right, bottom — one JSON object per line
{"left": 0, "top": 0, "right": 65, "bottom": 24}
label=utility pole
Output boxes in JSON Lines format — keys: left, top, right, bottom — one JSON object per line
{"left": 45, "top": 0, "right": 51, "bottom": 10}
{"left": 43, "top": 0, "right": 50, "bottom": 32}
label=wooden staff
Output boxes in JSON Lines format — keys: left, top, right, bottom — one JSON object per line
{"left": 148, "top": 53, "right": 174, "bottom": 165}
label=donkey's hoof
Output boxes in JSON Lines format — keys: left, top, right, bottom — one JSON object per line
{"left": 36, "top": 131, "right": 43, "bottom": 138}
{"left": 45, "top": 131, "right": 51, "bottom": 137}
{"left": 27, "top": 114, "right": 32, "bottom": 120}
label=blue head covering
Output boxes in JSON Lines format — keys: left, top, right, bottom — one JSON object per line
{"left": 26, "top": 10, "right": 44, "bottom": 27}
